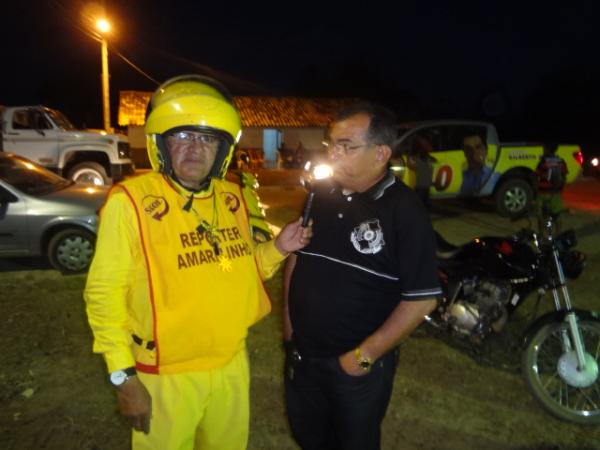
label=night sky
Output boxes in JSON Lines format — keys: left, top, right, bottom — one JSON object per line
{"left": 1, "top": 1, "right": 599, "bottom": 148}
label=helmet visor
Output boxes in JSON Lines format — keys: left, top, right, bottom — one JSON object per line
{"left": 160, "top": 127, "right": 233, "bottom": 181}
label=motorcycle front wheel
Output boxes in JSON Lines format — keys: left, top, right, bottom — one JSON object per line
{"left": 522, "top": 319, "right": 600, "bottom": 425}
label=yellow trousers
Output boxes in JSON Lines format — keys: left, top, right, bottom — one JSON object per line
{"left": 132, "top": 349, "right": 250, "bottom": 450}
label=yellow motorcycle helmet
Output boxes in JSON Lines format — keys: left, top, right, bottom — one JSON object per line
{"left": 145, "top": 74, "right": 242, "bottom": 186}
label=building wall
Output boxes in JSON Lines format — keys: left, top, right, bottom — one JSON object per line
{"left": 128, "top": 126, "right": 146, "bottom": 149}
{"left": 281, "top": 127, "right": 326, "bottom": 152}
{"left": 126, "top": 126, "right": 149, "bottom": 168}
{"left": 239, "top": 128, "right": 263, "bottom": 148}
{"left": 126, "top": 125, "right": 328, "bottom": 169}
{"left": 128, "top": 125, "right": 326, "bottom": 151}
{"left": 241, "top": 127, "right": 327, "bottom": 152}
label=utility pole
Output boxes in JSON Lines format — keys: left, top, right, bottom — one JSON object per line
{"left": 96, "top": 18, "right": 112, "bottom": 132}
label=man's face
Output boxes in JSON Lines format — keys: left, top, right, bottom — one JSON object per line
{"left": 463, "top": 135, "right": 487, "bottom": 171}
{"left": 165, "top": 131, "right": 220, "bottom": 188}
{"left": 327, "top": 113, "right": 390, "bottom": 192}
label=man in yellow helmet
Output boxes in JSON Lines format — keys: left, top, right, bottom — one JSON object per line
{"left": 84, "top": 75, "right": 311, "bottom": 450}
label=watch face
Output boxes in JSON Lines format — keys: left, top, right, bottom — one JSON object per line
{"left": 110, "top": 370, "right": 127, "bottom": 386}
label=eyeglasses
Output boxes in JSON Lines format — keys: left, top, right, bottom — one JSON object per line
{"left": 167, "top": 131, "right": 219, "bottom": 146}
{"left": 322, "top": 140, "right": 373, "bottom": 155}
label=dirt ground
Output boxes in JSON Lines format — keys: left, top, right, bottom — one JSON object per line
{"left": 1, "top": 179, "right": 600, "bottom": 449}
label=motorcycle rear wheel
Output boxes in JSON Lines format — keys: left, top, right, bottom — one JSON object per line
{"left": 522, "top": 319, "right": 600, "bottom": 424}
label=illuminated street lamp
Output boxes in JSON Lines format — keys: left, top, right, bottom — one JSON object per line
{"left": 96, "top": 18, "right": 111, "bottom": 132}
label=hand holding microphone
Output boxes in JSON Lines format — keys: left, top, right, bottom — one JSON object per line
{"left": 300, "top": 161, "right": 333, "bottom": 228}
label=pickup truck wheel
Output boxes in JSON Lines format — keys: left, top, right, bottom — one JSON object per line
{"left": 68, "top": 162, "right": 110, "bottom": 186}
{"left": 47, "top": 228, "right": 95, "bottom": 274}
{"left": 494, "top": 178, "right": 533, "bottom": 218}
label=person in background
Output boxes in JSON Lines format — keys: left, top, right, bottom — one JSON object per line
{"left": 84, "top": 75, "right": 311, "bottom": 450}
{"left": 535, "top": 142, "right": 568, "bottom": 219}
{"left": 459, "top": 130, "right": 498, "bottom": 196}
{"left": 283, "top": 101, "right": 441, "bottom": 450}
{"left": 407, "top": 132, "right": 436, "bottom": 207}
{"left": 278, "top": 141, "right": 294, "bottom": 168}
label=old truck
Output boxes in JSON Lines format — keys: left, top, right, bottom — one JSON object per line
{"left": 392, "top": 120, "right": 583, "bottom": 217}
{"left": 0, "top": 105, "right": 134, "bottom": 186}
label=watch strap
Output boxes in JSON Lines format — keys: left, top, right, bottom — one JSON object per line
{"left": 121, "top": 367, "right": 137, "bottom": 377}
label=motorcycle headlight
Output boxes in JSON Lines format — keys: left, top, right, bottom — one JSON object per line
{"left": 555, "top": 229, "right": 577, "bottom": 252}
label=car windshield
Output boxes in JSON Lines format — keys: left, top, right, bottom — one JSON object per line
{"left": 397, "top": 124, "right": 416, "bottom": 139}
{"left": 0, "top": 155, "right": 72, "bottom": 195}
{"left": 45, "top": 108, "right": 77, "bottom": 131}
{"left": 393, "top": 124, "right": 418, "bottom": 156}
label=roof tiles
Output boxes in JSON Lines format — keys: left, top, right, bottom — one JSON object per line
{"left": 118, "top": 91, "right": 353, "bottom": 128}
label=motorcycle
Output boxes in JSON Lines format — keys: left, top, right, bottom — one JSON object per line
{"left": 427, "top": 212, "right": 600, "bottom": 425}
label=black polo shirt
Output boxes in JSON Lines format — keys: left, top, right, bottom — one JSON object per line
{"left": 289, "top": 171, "right": 441, "bottom": 358}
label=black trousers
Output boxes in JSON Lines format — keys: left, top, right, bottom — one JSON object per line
{"left": 284, "top": 347, "right": 399, "bottom": 450}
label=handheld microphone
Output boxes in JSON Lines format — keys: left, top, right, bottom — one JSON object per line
{"left": 299, "top": 159, "right": 332, "bottom": 228}
{"left": 301, "top": 191, "right": 315, "bottom": 227}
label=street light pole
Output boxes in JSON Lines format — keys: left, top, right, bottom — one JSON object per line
{"left": 100, "top": 36, "right": 111, "bottom": 132}
{"left": 96, "top": 18, "right": 111, "bottom": 132}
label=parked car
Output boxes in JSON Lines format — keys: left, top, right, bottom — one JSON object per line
{"left": 0, "top": 153, "right": 108, "bottom": 273}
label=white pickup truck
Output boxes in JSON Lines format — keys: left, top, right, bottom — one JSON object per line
{"left": 392, "top": 120, "right": 583, "bottom": 217}
{"left": 0, "top": 105, "right": 134, "bottom": 185}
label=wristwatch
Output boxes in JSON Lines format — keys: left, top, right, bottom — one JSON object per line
{"left": 109, "top": 367, "right": 137, "bottom": 388}
{"left": 354, "top": 347, "right": 373, "bottom": 372}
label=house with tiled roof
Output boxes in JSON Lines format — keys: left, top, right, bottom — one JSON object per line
{"left": 118, "top": 91, "right": 353, "bottom": 168}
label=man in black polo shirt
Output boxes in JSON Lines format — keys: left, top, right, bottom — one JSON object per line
{"left": 283, "top": 101, "right": 441, "bottom": 450}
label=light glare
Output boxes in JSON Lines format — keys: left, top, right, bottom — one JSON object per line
{"left": 313, "top": 164, "right": 333, "bottom": 180}
{"left": 96, "top": 18, "right": 111, "bottom": 33}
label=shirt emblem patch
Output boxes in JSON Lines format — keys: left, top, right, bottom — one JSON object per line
{"left": 221, "top": 192, "right": 241, "bottom": 212}
{"left": 350, "top": 219, "right": 385, "bottom": 254}
{"left": 142, "top": 195, "right": 170, "bottom": 221}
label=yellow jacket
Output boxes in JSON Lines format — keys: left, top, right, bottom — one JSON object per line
{"left": 84, "top": 172, "right": 285, "bottom": 374}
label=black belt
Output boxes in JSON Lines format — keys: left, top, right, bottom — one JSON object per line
{"left": 132, "top": 334, "right": 156, "bottom": 350}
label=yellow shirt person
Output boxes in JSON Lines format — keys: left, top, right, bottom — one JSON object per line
{"left": 84, "top": 75, "right": 311, "bottom": 450}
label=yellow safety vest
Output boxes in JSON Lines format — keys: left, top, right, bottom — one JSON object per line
{"left": 85, "top": 172, "right": 283, "bottom": 375}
